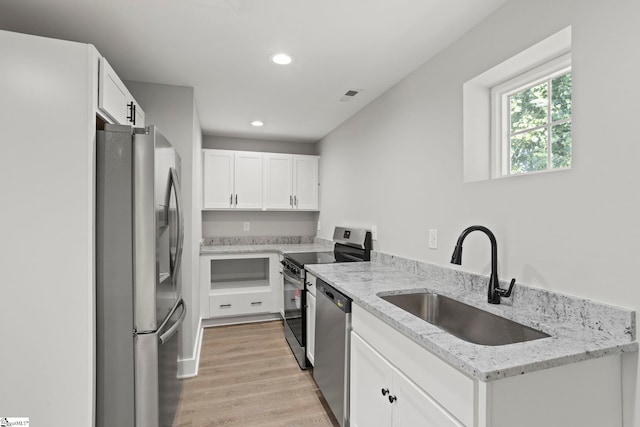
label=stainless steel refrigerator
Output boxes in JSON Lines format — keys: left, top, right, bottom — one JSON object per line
{"left": 96, "top": 124, "right": 186, "bottom": 427}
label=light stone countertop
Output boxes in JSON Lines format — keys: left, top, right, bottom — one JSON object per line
{"left": 200, "top": 242, "right": 334, "bottom": 256}
{"left": 305, "top": 260, "right": 638, "bottom": 382}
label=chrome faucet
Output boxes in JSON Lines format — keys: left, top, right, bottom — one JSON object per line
{"left": 450, "top": 225, "right": 515, "bottom": 304}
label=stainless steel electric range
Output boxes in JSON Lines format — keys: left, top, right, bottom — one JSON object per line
{"left": 281, "top": 226, "right": 372, "bottom": 369}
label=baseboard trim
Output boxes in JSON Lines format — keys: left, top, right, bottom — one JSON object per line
{"left": 178, "top": 316, "right": 203, "bottom": 379}
{"left": 202, "top": 312, "right": 282, "bottom": 328}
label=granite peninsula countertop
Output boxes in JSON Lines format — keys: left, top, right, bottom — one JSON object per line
{"left": 306, "top": 261, "right": 638, "bottom": 382}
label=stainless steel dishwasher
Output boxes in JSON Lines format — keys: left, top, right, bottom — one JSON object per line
{"left": 313, "top": 278, "right": 351, "bottom": 427}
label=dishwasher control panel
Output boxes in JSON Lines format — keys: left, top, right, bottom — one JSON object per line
{"left": 317, "top": 279, "right": 351, "bottom": 313}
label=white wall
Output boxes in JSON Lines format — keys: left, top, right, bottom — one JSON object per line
{"left": 0, "top": 31, "right": 96, "bottom": 426}
{"left": 317, "top": 0, "right": 640, "bottom": 425}
{"left": 203, "top": 135, "right": 318, "bottom": 155}
{"left": 202, "top": 135, "right": 319, "bottom": 238}
{"left": 202, "top": 211, "right": 318, "bottom": 237}
{"left": 126, "top": 81, "right": 203, "bottom": 376}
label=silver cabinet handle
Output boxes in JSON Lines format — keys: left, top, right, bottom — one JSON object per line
{"left": 230, "top": 194, "right": 233, "bottom": 207}
{"left": 235, "top": 194, "right": 238, "bottom": 206}
{"left": 290, "top": 195, "right": 293, "bottom": 207}
{"left": 220, "top": 304, "right": 232, "bottom": 309}
{"left": 251, "top": 301, "right": 263, "bottom": 306}
{"left": 294, "top": 195, "right": 298, "bottom": 207}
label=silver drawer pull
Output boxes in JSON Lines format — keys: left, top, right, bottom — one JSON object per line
{"left": 219, "top": 304, "right": 232, "bottom": 309}
{"left": 251, "top": 301, "right": 263, "bottom": 306}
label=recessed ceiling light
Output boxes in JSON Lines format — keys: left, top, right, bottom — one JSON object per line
{"left": 250, "top": 120, "right": 265, "bottom": 127}
{"left": 269, "top": 53, "right": 293, "bottom": 65}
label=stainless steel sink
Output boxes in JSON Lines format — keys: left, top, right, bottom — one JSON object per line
{"left": 379, "top": 292, "right": 550, "bottom": 346}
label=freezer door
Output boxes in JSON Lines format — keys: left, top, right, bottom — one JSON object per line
{"left": 157, "top": 298, "right": 186, "bottom": 427}
{"left": 134, "top": 298, "right": 186, "bottom": 427}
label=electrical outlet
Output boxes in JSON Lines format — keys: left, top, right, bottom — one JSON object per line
{"left": 428, "top": 229, "right": 438, "bottom": 249}
{"left": 243, "top": 222, "right": 250, "bottom": 232}
{"left": 371, "top": 226, "right": 378, "bottom": 241}
{"left": 317, "top": 222, "right": 321, "bottom": 231}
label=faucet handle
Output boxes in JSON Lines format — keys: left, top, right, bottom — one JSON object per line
{"left": 495, "top": 278, "right": 516, "bottom": 298}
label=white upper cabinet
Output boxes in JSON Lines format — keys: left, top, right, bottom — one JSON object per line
{"left": 264, "top": 153, "right": 319, "bottom": 210}
{"left": 203, "top": 150, "right": 235, "bottom": 209}
{"left": 202, "top": 149, "right": 263, "bottom": 209}
{"left": 293, "top": 155, "right": 319, "bottom": 210}
{"left": 204, "top": 149, "right": 319, "bottom": 211}
{"left": 264, "top": 153, "right": 294, "bottom": 209}
{"left": 234, "top": 151, "right": 263, "bottom": 209}
{"left": 98, "top": 57, "right": 145, "bottom": 127}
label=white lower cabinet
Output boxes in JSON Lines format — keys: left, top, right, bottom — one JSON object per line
{"left": 305, "top": 272, "right": 317, "bottom": 365}
{"left": 200, "top": 253, "right": 281, "bottom": 320}
{"left": 305, "top": 291, "right": 316, "bottom": 365}
{"left": 350, "top": 303, "right": 624, "bottom": 427}
{"left": 351, "top": 332, "right": 461, "bottom": 427}
{"left": 209, "top": 290, "right": 272, "bottom": 317}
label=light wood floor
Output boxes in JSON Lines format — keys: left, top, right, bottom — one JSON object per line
{"left": 174, "top": 320, "right": 340, "bottom": 427}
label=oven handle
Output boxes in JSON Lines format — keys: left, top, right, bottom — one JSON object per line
{"left": 282, "top": 269, "right": 305, "bottom": 288}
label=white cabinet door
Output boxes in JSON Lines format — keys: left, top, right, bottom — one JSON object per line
{"left": 98, "top": 57, "right": 129, "bottom": 124}
{"left": 350, "top": 333, "right": 393, "bottom": 427}
{"left": 293, "top": 155, "right": 319, "bottom": 210}
{"left": 306, "top": 292, "right": 316, "bottom": 365}
{"left": 392, "top": 369, "right": 463, "bottom": 427}
{"left": 98, "top": 57, "right": 145, "bottom": 127}
{"left": 234, "top": 152, "right": 263, "bottom": 209}
{"left": 351, "top": 332, "right": 462, "bottom": 427}
{"left": 264, "top": 153, "right": 293, "bottom": 209}
{"left": 203, "top": 150, "right": 234, "bottom": 209}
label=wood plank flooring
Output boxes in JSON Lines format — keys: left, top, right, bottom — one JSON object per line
{"left": 174, "top": 321, "right": 340, "bottom": 427}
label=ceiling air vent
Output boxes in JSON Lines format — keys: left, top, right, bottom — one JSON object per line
{"left": 177, "top": 0, "right": 241, "bottom": 11}
{"left": 339, "top": 89, "right": 363, "bottom": 102}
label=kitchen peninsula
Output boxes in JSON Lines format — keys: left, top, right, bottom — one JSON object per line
{"left": 306, "top": 253, "right": 637, "bottom": 427}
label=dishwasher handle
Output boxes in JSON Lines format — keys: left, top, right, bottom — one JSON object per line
{"left": 317, "top": 279, "right": 351, "bottom": 313}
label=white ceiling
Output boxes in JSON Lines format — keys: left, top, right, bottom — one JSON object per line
{"left": 0, "top": 0, "right": 509, "bottom": 142}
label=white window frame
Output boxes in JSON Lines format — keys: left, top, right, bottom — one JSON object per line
{"left": 462, "top": 26, "right": 571, "bottom": 183}
{"left": 491, "top": 53, "right": 572, "bottom": 177}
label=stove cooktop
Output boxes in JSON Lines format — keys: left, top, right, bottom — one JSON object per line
{"left": 285, "top": 251, "right": 336, "bottom": 268}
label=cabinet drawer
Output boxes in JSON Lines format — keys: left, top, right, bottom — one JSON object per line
{"left": 209, "top": 291, "right": 272, "bottom": 317}
{"left": 305, "top": 272, "right": 317, "bottom": 297}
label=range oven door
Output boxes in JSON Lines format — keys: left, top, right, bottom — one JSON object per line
{"left": 283, "top": 269, "right": 306, "bottom": 348}
{"left": 282, "top": 270, "right": 307, "bottom": 369}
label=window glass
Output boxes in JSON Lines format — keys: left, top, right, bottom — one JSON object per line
{"left": 500, "top": 68, "right": 572, "bottom": 176}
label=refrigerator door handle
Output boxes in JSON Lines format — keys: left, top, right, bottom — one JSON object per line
{"left": 169, "top": 167, "right": 185, "bottom": 283}
{"left": 159, "top": 299, "right": 186, "bottom": 345}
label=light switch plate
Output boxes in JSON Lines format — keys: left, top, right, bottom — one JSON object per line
{"left": 244, "top": 222, "right": 250, "bottom": 231}
{"left": 428, "top": 229, "right": 438, "bottom": 249}
{"left": 371, "top": 226, "right": 378, "bottom": 241}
